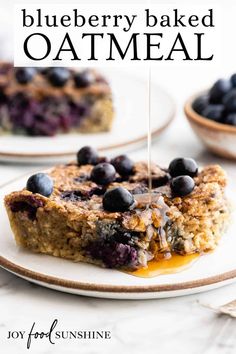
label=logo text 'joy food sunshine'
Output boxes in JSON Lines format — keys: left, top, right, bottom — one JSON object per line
{"left": 7, "top": 319, "right": 111, "bottom": 349}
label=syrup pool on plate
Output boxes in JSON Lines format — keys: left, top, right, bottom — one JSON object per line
{"left": 128, "top": 253, "right": 200, "bottom": 278}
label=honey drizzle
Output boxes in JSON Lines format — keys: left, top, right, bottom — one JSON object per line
{"left": 147, "top": 66, "right": 152, "bottom": 204}
{"left": 127, "top": 68, "right": 200, "bottom": 279}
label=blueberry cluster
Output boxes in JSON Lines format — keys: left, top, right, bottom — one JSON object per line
{"left": 77, "top": 146, "right": 135, "bottom": 212}
{"left": 25, "top": 148, "right": 198, "bottom": 208}
{"left": 192, "top": 74, "right": 236, "bottom": 126}
{"left": 168, "top": 157, "right": 198, "bottom": 197}
{"left": 77, "top": 147, "right": 198, "bottom": 210}
{"left": 86, "top": 224, "right": 139, "bottom": 268}
{"left": 87, "top": 239, "right": 138, "bottom": 268}
{"left": 14, "top": 67, "right": 95, "bottom": 89}
{"left": 7, "top": 93, "right": 88, "bottom": 136}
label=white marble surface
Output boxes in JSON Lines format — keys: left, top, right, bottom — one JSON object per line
{"left": 1, "top": 0, "right": 236, "bottom": 352}
{"left": 1, "top": 267, "right": 236, "bottom": 354}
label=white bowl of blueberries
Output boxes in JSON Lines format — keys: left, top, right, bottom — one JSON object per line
{"left": 184, "top": 74, "right": 236, "bottom": 159}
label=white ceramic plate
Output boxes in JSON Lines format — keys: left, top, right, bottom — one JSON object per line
{"left": 0, "top": 173, "right": 236, "bottom": 299}
{"left": 0, "top": 70, "right": 175, "bottom": 163}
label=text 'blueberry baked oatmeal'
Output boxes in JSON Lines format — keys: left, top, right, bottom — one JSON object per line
{"left": 0, "top": 62, "right": 114, "bottom": 136}
{"left": 4, "top": 147, "right": 229, "bottom": 271}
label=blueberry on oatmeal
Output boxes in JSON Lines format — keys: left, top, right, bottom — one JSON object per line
{"left": 15, "top": 68, "right": 36, "bottom": 85}
{"left": 26, "top": 173, "right": 53, "bottom": 197}
{"left": 77, "top": 146, "right": 99, "bottom": 166}
{"left": 103, "top": 187, "right": 134, "bottom": 212}
{"left": 169, "top": 158, "right": 198, "bottom": 178}
{"left": 111, "top": 155, "right": 134, "bottom": 176}
{"left": 46, "top": 67, "right": 70, "bottom": 87}
{"left": 170, "top": 175, "right": 195, "bottom": 197}
{"left": 91, "top": 163, "right": 116, "bottom": 185}
{"left": 74, "top": 71, "right": 94, "bottom": 88}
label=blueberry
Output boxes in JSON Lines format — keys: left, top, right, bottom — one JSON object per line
{"left": 15, "top": 68, "right": 36, "bottom": 84}
{"left": 151, "top": 174, "right": 170, "bottom": 188}
{"left": 230, "top": 73, "right": 236, "bottom": 87}
{"left": 98, "top": 156, "right": 110, "bottom": 163}
{"left": 77, "top": 146, "right": 98, "bottom": 165}
{"left": 202, "top": 104, "right": 224, "bottom": 122}
{"left": 88, "top": 240, "right": 138, "bottom": 268}
{"left": 47, "top": 68, "right": 70, "bottom": 87}
{"left": 169, "top": 158, "right": 198, "bottom": 178}
{"left": 209, "top": 79, "right": 232, "bottom": 103}
{"left": 0, "top": 90, "right": 7, "bottom": 104}
{"left": 26, "top": 173, "right": 53, "bottom": 197}
{"left": 170, "top": 176, "right": 195, "bottom": 197}
{"left": 91, "top": 163, "right": 116, "bottom": 185}
{"left": 74, "top": 71, "right": 94, "bottom": 88}
{"left": 111, "top": 155, "right": 134, "bottom": 176}
{"left": 192, "top": 95, "right": 209, "bottom": 115}
{"left": 223, "top": 89, "right": 236, "bottom": 112}
{"left": 223, "top": 113, "right": 236, "bottom": 126}
{"left": 36, "top": 67, "right": 49, "bottom": 75}
{"left": 114, "top": 231, "right": 135, "bottom": 245}
{"left": 10, "top": 201, "right": 38, "bottom": 221}
{"left": 61, "top": 190, "right": 83, "bottom": 202}
{"left": 103, "top": 187, "right": 134, "bottom": 212}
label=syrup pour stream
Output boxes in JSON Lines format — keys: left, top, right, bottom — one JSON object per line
{"left": 128, "top": 67, "right": 201, "bottom": 277}
{"left": 147, "top": 66, "right": 152, "bottom": 203}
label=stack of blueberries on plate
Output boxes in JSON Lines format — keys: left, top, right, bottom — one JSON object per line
{"left": 192, "top": 74, "right": 236, "bottom": 126}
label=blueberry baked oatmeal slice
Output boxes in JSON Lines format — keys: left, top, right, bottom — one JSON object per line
{"left": 4, "top": 147, "right": 229, "bottom": 271}
{"left": 0, "top": 62, "right": 113, "bottom": 136}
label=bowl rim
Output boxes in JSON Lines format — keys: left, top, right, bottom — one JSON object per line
{"left": 184, "top": 91, "right": 236, "bottom": 134}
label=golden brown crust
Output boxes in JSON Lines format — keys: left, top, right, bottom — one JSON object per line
{"left": 0, "top": 63, "right": 111, "bottom": 100}
{"left": 4, "top": 163, "right": 228, "bottom": 223}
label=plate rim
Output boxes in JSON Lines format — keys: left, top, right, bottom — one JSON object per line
{"left": 0, "top": 80, "right": 175, "bottom": 159}
{"left": 0, "top": 254, "right": 236, "bottom": 294}
{"left": 1, "top": 171, "right": 236, "bottom": 294}
{"left": 0, "top": 118, "right": 173, "bottom": 158}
